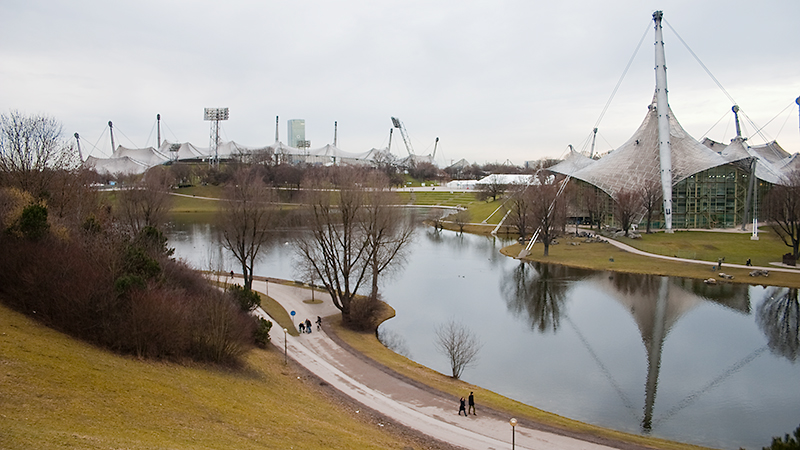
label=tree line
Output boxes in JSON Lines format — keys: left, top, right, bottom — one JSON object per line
{"left": 0, "top": 111, "right": 266, "bottom": 365}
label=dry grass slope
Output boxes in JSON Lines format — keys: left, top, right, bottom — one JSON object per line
{"left": 0, "top": 304, "right": 426, "bottom": 450}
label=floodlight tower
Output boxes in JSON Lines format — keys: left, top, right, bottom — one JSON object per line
{"left": 204, "top": 107, "right": 229, "bottom": 168}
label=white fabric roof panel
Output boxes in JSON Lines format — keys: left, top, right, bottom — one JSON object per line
{"left": 112, "top": 145, "right": 170, "bottom": 167}
{"left": 84, "top": 155, "right": 149, "bottom": 176}
{"left": 551, "top": 96, "right": 734, "bottom": 199}
{"left": 547, "top": 147, "right": 596, "bottom": 176}
{"left": 158, "top": 141, "right": 209, "bottom": 161}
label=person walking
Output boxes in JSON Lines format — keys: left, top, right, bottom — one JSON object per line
{"left": 458, "top": 397, "right": 467, "bottom": 416}
{"left": 468, "top": 392, "right": 476, "bottom": 415}
{"left": 299, "top": 322, "right": 305, "bottom": 334}
{"left": 305, "top": 318, "right": 312, "bottom": 334}
{"left": 316, "top": 316, "right": 322, "bottom": 331}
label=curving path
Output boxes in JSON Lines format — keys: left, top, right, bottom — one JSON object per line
{"left": 243, "top": 277, "right": 628, "bottom": 450}
{"left": 602, "top": 237, "right": 800, "bottom": 274}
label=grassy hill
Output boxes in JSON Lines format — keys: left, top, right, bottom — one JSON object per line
{"left": 0, "top": 304, "right": 429, "bottom": 450}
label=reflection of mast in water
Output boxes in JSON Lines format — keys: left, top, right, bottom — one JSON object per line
{"left": 643, "top": 277, "right": 669, "bottom": 431}
{"left": 595, "top": 273, "right": 701, "bottom": 432}
{"left": 598, "top": 273, "right": 762, "bottom": 432}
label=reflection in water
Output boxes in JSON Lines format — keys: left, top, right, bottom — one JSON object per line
{"left": 504, "top": 263, "right": 768, "bottom": 434}
{"left": 168, "top": 219, "right": 800, "bottom": 449}
{"left": 758, "top": 288, "right": 800, "bottom": 362}
{"left": 501, "top": 262, "right": 589, "bottom": 333}
{"left": 594, "top": 273, "right": 700, "bottom": 432}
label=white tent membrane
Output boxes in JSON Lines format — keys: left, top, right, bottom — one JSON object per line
{"left": 113, "top": 145, "right": 170, "bottom": 167}
{"left": 549, "top": 95, "right": 749, "bottom": 199}
{"left": 83, "top": 138, "right": 389, "bottom": 176}
{"left": 84, "top": 155, "right": 150, "bottom": 176}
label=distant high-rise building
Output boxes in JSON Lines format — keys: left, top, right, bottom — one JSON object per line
{"left": 288, "top": 119, "right": 305, "bottom": 148}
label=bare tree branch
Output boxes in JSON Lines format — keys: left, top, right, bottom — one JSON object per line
{"left": 435, "top": 319, "right": 482, "bottom": 379}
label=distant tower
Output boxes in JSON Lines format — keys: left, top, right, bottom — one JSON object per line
{"left": 108, "top": 121, "right": 115, "bottom": 154}
{"left": 74, "top": 132, "right": 83, "bottom": 162}
{"left": 204, "top": 107, "right": 229, "bottom": 169}
{"left": 288, "top": 119, "right": 306, "bottom": 148}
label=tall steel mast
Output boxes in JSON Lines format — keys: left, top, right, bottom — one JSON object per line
{"left": 653, "top": 11, "right": 674, "bottom": 233}
{"left": 108, "top": 121, "right": 115, "bottom": 154}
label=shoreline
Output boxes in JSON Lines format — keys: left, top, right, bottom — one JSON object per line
{"left": 432, "top": 220, "right": 800, "bottom": 288}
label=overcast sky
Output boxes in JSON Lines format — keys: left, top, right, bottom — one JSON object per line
{"left": 2, "top": 0, "right": 798, "bottom": 166}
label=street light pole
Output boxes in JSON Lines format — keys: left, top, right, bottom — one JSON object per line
{"left": 510, "top": 418, "right": 517, "bottom": 449}
{"left": 283, "top": 328, "right": 288, "bottom": 364}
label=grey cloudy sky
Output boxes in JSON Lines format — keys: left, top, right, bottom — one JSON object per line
{"left": 2, "top": 0, "right": 798, "bottom": 166}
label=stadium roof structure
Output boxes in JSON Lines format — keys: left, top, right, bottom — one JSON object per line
{"left": 549, "top": 96, "right": 746, "bottom": 200}
{"left": 84, "top": 138, "right": 385, "bottom": 176}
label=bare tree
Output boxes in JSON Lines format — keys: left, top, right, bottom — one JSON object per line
{"left": 0, "top": 111, "right": 78, "bottom": 197}
{"left": 476, "top": 174, "right": 506, "bottom": 201}
{"left": 361, "top": 171, "right": 415, "bottom": 300}
{"left": 508, "top": 184, "right": 532, "bottom": 240}
{"left": 435, "top": 319, "right": 482, "bottom": 379}
{"left": 640, "top": 181, "right": 662, "bottom": 234}
{"left": 296, "top": 167, "right": 413, "bottom": 326}
{"left": 296, "top": 167, "right": 371, "bottom": 322}
{"left": 763, "top": 171, "right": 800, "bottom": 260}
{"left": 218, "top": 167, "right": 277, "bottom": 291}
{"left": 527, "top": 175, "right": 565, "bottom": 256}
{"left": 583, "top": 184, "right": 608, "bottom": 230}
{"left": 451, "top": 209, "right": 471, "bottom": 235}
{"left": 614, "top": 189, "right": 640, "bottom": 237}
{"left": 116, "top": 167, "right": 173, "bottom": 235}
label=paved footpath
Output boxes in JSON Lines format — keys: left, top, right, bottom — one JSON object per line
{"left": 602, "top": 237, "right": 800, "bottom": 275}
{"left": 242, "top": 277, "right": 623, "bottom": 450}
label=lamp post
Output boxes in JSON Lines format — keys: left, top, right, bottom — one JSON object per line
{"left": 509, "top": 418, "right": 517, "bottom": 449}
{"left": 283, "top": 328, "right": 288, "bottom": 364}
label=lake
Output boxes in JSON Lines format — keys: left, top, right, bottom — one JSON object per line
{"left": 167, "top": 215, "right": 800, "bottom": 449}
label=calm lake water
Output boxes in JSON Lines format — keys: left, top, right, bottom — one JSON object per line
{"left": 166, "top": 215, "right": 800, "bottom": 449}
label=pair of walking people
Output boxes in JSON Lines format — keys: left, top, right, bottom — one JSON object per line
{"left": 458, "top": 392, "right": 476, "bottom": 416}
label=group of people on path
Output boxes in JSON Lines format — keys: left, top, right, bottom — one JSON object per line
{"left": 299, "top": 316, "right": 322, "bottom": 334}
{"left": 458, "top": 392, "right": 476, "bottom": 417}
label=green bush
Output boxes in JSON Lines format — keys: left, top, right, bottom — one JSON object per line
{"left": 254, "top": 317, "right": 272, "bottom": 348}
{"left": 17, "top": 202, "right": 49, "bottom": 240}
{"left": 228, "top": 284, "right": 261, "bottom": 312}
{"left": 763, "top": 424, "right": 800, "bottom": 450}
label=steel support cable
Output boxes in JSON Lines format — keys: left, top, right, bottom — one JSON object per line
{"left": 651, "top": 345, "right": 768, "bottom": 429}
{"left": 664, "top": 19, "right": 737, "bottom": 107}
{"left": 145, "top": 118, "right": 157, "bottom": 148}
{"left": 163, "top": 121, "right": 180, "bottom": 143}
{"left": 665, "top": 19, "right": 789, "bottom": 160}
{"left": 592, "top": 20, "right": 652, "bottom": 131}
{"left": 113, "top": 124, "right": 140, "bottom": 149}
{"left": 85, "top": 126, "right": 109, "bottom": 158}
{"left": 747, "top": 100, "right": 796, "bottom": 142}
{"left": 699, "top": 109, "right": 731, "bottom": 140}
{"left": 563, "top": 314, "right": 639, "bottom": 421}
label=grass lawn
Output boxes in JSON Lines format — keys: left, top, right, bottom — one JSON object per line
{"left": 0, "top": 304, "right": 427, "bottom": 450}
{"left": 615, "top": 228, "right": 789, "bottom": 268}
{"left": 395, "top": 190, "right": 479, "bottom": 207}
{"left": 330, "top": 313, "right": 711, "bottom": 450}
{"left": 502, "top": 233, "right": 800, "bottom": 289}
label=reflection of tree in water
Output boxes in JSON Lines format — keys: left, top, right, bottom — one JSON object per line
{"left": 424, "top": 228, "right": 513, "bottom": 268}
{"left": 757, "top": 288, "right": 800, "bottom": 362}
{"left": 501, "top": 262, "right": 590, "bottom": 333}
{"left": 607, "top": 271, "right": 662, "bottom": 300}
